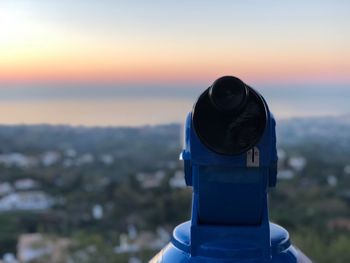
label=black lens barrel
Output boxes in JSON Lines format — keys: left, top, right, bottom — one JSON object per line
{"left": 192, "top": 76, "right": 267, "bottom": 155}
{"left": 209, "top": 76, "right": 249, "bottom": 114}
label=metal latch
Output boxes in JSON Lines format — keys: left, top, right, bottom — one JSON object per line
{"left": 247, "top": 147, "right": 260, "bottom": 167}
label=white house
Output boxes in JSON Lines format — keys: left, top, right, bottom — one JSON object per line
{"left": 14, "top": 179, "right": 39, "bottom": 191}
{"left": 169, "top": 171, "right": 186, "bottom": 189}
{"left": 0, "top": 153, "right": 37, "bottom": 168}
{"left": 41, "top": 151, "right": 60, "bottom": 167}
{"left": 288, "top": 156, "right": 307, "bottom": 172}
{"left": 0, "top": 191, "right": 53, "bottom": 212}
{"left": 136, "top": 171, "right": 166, "bottom": 189}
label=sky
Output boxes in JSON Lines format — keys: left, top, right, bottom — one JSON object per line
{"left": 1, "top": 0, "right": 349, "bottom": 86}
{"left": 0, "top": 1, "right": 349, "bottom": 125}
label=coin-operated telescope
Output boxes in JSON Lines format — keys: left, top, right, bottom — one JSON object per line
{"left": 151, "top": 76, "right": 311, "bottom": 263}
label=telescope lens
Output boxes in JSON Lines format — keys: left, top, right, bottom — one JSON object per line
{"left": 192, "top": 76, "right": 267, "bottom": 155}
{"left": 209, "top": 76, "right": 248, "bottom": 113}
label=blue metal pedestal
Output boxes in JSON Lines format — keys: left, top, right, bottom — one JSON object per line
{"left": 151, "top": 221, "right": 310, "bottom": 263}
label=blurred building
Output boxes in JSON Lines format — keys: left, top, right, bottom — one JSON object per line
{"left": 14, "top": 179, "right": 39, "bottom": 191}
{"left": 0, "top": 191, "right": 53, "bottom": 212}
{"left": 17, "top": 234, "right": 69, "bottom": 263}
{"left": 169, "top": 171, "right": 186, "bottom": 188}
{"left": 136, "top": 171, "right": 166, "bottom": 189}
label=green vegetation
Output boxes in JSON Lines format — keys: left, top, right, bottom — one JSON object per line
{"left": 0, "top": 118, "right": 348, "bottom": 262}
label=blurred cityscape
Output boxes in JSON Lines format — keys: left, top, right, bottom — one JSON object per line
{"left": 0, "top": 116, "right": 349, "bottom": 262}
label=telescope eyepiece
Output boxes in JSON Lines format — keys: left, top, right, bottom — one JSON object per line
{"left": 209, "top": 76, "right": 249, "bottom": 114}
{"left": 192, "top": 76, "right": 267, "bottom": 155}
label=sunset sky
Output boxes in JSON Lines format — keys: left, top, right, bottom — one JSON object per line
{"left": 0, "top": 1, "right": 349, "bottom": 125}
{"left": 1, "top": 0, "right": 349, "bottom": 87}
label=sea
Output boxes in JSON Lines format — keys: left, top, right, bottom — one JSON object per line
{"left": 0, "top": 85, "right": 348, "bottom": 126}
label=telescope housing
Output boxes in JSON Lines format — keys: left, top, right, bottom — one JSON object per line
{"left": 151, "top": 76, "right": 311, "bottom": 263}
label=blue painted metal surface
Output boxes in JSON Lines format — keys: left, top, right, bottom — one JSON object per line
{"left": 150, "top": 77, "right": 311, "bottom": 263}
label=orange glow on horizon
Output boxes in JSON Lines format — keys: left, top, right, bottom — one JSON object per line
{"left": 0, "top": 57, "right": 348, "bottom": 86}
{"left": 0, "top": 2, "right": 349, "bottom": 87}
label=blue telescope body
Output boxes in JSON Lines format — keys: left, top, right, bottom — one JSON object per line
{"left": 151, "top": 76, "right": 311, "bottom": 263}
